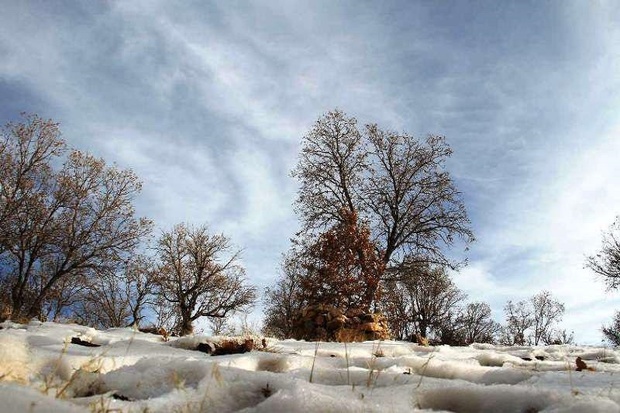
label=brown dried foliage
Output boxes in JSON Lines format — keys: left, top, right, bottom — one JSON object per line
{"left": 300, "top": 209, "right": 385, "bottom": 313}
{"left": 0, "top": 114, "right": 152, "bottom": 320}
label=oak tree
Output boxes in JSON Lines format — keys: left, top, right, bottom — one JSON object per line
{"left": 292, "top": 110, "right": 474, "bottom": 268}
{"left": 0, "top": 114, "right": 152, "bottom": 320}
{"left": 153, "top": 223, "right": 256, "bottom": 336}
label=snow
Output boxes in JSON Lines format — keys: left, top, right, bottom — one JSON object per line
{"left": 1, "top": 321, "right": 620, "bottom": 412}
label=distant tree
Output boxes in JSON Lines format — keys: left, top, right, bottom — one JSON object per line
{"left": 456, "top": 301, "right": 501, "bottom": 345}
{"left": 153, "top": 224, "right": 256, "bottom": 336}
{"left": 544, "top": 329, "right": 574, "bottom": 345}
{"left": 73, "top": 255, "right": 156, "bottom": 329}
{"left": 262, "top": 252, "right": 306, "bottom": 338}
{"left": 382, "top": 262, "right": 466, "bottom": 340}
{"left": 292, "top": 110, "right": 474, "bottom": 268}
{"left": 299, "top": 209, "right": 385, "bottom": 312}
{"left": 0, "top": 114, "right": 152, "bottom": 320}
{"left": 531, "top": 290, "right": 565, "bottom": 345}
{"left": 602, "top": 311, "right": 620, "bottom": 346}
{"left": 209, "top": 316, "right": 230, "bottom": 336}
{"left": 501, "top": 291, "right": 565, "bottom": 346}
{"left": 502, "top": 299, "right": 534, "bottom": 346}
{"left": 586, "top": 217, "right": 620, "bottom": 290}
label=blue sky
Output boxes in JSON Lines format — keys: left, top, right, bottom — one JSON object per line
{"left": 2, "top": 1, "right": 620, "bottom": 342}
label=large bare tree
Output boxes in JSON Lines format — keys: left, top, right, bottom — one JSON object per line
{"left": 292, "top": 110, "right": 474, "bottom": 269}
{"left": 0, "top": 114, "right": 152, "bottom": 320}
{"left": 154, "top": 224, "right": 256, "bottom": 336}
{"left": 279, "top": 110, "right": 474, "bottom": 334}
{"left": 365, "top": 127, "right": 472, "bottom": 266}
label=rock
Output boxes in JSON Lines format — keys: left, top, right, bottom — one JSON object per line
{"left": 576, "top": 357, "right": 588, "bottom": 371}
{"left": 291, "top": 304, "right": 391, "bottom": 342}
{"left": 196, "top": 342, "right": 215, "bottom": 354}
{"left": 211, "top": 338, "right": 254, "bottom": 356}
{"left": 70, "top": 337, "right": 100, "bottom": 347}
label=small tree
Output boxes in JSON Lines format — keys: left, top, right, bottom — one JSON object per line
{"left": 586, "top": 217, "right": 620, "bottom": 289}
{"left": 502, "top": 299, "right": 534, "bottom": 346}
{"left": 263, "top": 252, "right": 306, "bottom": 338}
{"left": 602, "top": 311, "right": 620, "bottom": 346}
{"left": 73, "top": 255, "right": 156, "bottom": 329}
{"left": 502, "top": 291, "right": 565, "bottom": 345}
{"left": 531, "top": 290, "right": 565, "bottom": 345}
{"left": 457, "top": 301, "right": 501, "bottom": 345}
{"left": 382, "top": 261, "right": 466, "bottom": 341}
{"left": 154, "top": 224, "right": 256, "bottom": 336}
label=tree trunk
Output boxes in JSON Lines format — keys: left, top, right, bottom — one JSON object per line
{"left": 178, "top": 311, "right": 194, "bottom": 336}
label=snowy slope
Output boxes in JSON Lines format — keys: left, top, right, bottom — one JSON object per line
{"left": 1, "top": 320, "right": 619, "bottom": 412}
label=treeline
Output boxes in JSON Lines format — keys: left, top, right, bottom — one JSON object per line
{"left": 0, "top": 114, "right": 255, "bottom": 335}
{"left": 3, "top": 112, "right": 616, "bottom": 345}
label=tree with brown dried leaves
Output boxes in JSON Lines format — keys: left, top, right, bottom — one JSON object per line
{"left": 299, "top": 209, "right": 385, "bottom": 313}
{"left": 0, "top": 114, "right": 152, "bottom": 320}
{"left": 153, "top": 223, "right": 256, "bottom": 336}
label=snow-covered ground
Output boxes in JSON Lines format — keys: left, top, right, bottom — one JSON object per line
{"left": 1, "top": 321, "right": 619, "bottom": 412}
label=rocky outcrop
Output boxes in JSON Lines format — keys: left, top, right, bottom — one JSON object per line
{"left": 292, "top": 305, "right": 391, "bottom": 342}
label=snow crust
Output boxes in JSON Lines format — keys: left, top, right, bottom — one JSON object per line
{"left": 1, "top": 321, "right": 619, "bottom": 412}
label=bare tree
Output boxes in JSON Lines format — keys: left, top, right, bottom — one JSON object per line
{"left": 365, "top": 127, "right": 473, "bottom": 266}
{"left": 382, "top": 262, "right": 466, "bottom": 340}
{"left": 262, "top": 252, "right": 307, "bottom": 338}
{"left": 531, "top": 290, "right": 565, "bottom": 346}
{"left": 291, "top": 110, "right": 367, "bottom": 231}
{"left": 292, "top": 110, "right": 474, "bottom": 268}
{"left": 586, "top": 217, "right": 620, "bottom": 290}
{"left": 602, "top": 311, "right": 620, "bottom": 346}
{"left": 456, "top": 301, "right": 501, "bottom": 345}
{"left": 73, "top": 255, "right": 156, "bottom": 329}
{"left": 42, "top": 271, "right": 91, "bottom": 322}
{"left": 502, "top": 300, "right": 534, "bottom": 346}
{"left": 501, "top": 291, "right": 565, "bottom": 346}
{"left": 154, "top": 224, "right": 256, "bottom": 336}
{"left": 0, "top": 114, "right": 152, "bottom": 320}
{"left": 281, "top": 110, "right": 474, "bottom": 334}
